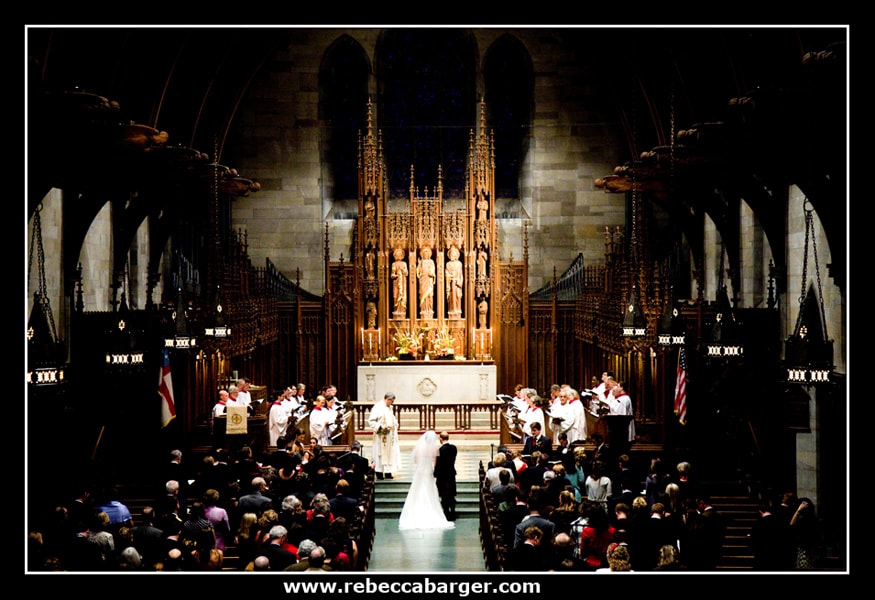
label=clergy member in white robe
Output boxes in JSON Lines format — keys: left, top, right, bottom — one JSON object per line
{"left": 268, "top": 394, "right": 289, "bottom": 447}
{"left": 367, "top": 392, "right": 402, "bottom": 479}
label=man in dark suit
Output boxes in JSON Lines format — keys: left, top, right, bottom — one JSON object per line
{"left": 499, "top": 484, "right": 528, "bottom": 543}
{"left": 434, "top": 431, "right": 458, "bottom": 521}
{"left": 513, "top": 494, "right": 555, "bottom": 549}
{"left": 589, "top": 432, "right": 612, "bottom": 473}
{"left": 523, "top": 422, "right": 552, "bottom": 456}
{"left": 508, "top": 524, "right": 549, "bottom": 571}
{"left": 635, "top": 502, "right": 677, "bottom": 571}
{"left": 336, "top": 440, "right": 371, "bottom": 498}
{"left": 262, "top": 525, "right": 298, "bottom": 570}
{"left": 518, "top": 451, "right": 549, "bottom": 497}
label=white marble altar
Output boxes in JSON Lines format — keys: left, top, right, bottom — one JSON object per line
{"left": 357, "top": 361, "right": 497, "bottom": 404}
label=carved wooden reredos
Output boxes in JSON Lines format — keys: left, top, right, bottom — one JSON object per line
{"left": 326, "top": 98, "right": 528, "bottom": 386}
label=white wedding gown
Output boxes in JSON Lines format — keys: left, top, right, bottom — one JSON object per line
{"left": 398, "top": 433, "right": 455, "bottom": 530}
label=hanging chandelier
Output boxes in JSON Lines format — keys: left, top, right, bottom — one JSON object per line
{"left": 706, "top": 243, "right": 743, "bottom": 361}
{"left": 27, "top": 205, "right": 68, "bottom": 387}
{"left": 203, "top": 145, "right": 231, "bottom": 346}
{"left": 621, "top": 160, "right": 646, "bottom": 339}
{"left": 164, "top": 286, "right": 197, "bottom": 350}
{"left": 622, "top": 283, "right": 647, "bottom": 337}
{"left": 658, "top": 286, "right": 686, "bottom": 347}
{"left": 657, "top": 87, "right": 684, "bottom": 348}
{"left": 203, "top": 285, "right": 231, "bottom": 340}
{"left": 784, "top": 200, "right": 833, "bottom": 385}
{"left": 104, "top": 291, "right": 147, "bottom": 374}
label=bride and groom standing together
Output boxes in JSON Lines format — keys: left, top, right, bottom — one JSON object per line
{"left": 368, "top": 392, "right": 458, "bottom": 530}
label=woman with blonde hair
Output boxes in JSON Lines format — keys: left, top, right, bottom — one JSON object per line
{"left": 654, "top": 543, "right": 685, "bottom": 570}
{"left": 234, "top": 512, "right": 259, "bottom": 565}
{"left": 596, "top": 543, "right": 633, "bottom": 572}
{"left": 548, "top": 489, "right": 580, "bottom": 534}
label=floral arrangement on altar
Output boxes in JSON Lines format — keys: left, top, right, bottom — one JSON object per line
{"left": 393, "top": 328, "right": 424, "bottom": 358}
{"left": 432, "top": 327, "right": 455, "bottom": 357}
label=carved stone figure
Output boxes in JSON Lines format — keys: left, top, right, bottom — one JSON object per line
{"left": 445, "top": 246, "right": 463, "bottom": 317}
{"left": 366, "top": 300, "right": 377, "bottom": 329}
{"left": 391, "top": 248, "right": 408, "bottom": 316}
{"left": 478, "top": 298, "right": 488, "bottom": 329}
{"left": 477, "top": 247, "right": 487, "bottom": 279}
{"left": 365, "top": 249, "right": 375, "bottom": 278}
{"left": 417, "top": 247, "right": 436, "bottom": 317}
{"left": 477, "top": 196, "right": 488, "bottom": 221}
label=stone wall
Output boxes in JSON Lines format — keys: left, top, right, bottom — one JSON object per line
{"left": 231, "top": 28, "right": 626, "bottom": 296}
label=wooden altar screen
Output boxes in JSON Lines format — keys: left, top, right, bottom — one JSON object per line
{"left": 325, "top": 99, "right": 528, "bottom": 400}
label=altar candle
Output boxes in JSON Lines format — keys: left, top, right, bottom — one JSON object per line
{"left": 489, "top": 328, "right": 493, "bottom": 350}
{"left": 378, "top": 328, "right": 381, "bottom": 347}
{"left": 361, "top": 328, "right": 364, "bottom": 349}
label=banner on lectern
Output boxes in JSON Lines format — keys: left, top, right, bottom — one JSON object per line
{"left": 226, "top": 405, "right": 248, "bottom": 435}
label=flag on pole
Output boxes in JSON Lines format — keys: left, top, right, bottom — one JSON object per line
{"left": 674, "top": 347, "right": 687, "bottom": 425}
{"left": 159, "top": 349, "right": 176, "bottom": 428}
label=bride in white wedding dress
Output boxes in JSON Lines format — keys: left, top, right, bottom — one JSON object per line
{"left": 398, "top": 430, "right": 455, "bottom": 530}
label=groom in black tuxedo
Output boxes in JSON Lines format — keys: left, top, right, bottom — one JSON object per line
{"left": 434, "top": 431, "right": 458, "bottom": 521}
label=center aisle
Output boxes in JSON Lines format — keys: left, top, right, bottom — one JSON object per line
{"left": 359, "top": 434, "right": 493, "bottom": 572}
{"left": 367, "top": 517, "right": 485, "bottom": 572}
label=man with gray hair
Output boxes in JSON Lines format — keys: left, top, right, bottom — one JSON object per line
{"left": 262, "top": 525, "right": 296, "bottom": 570}
{"left": 284, "top": 539, "right": 323, "bottom": 571}
{"left": 305, "top": 545, "right": 329, "bottom": 571}
{"left": 237, "top": 477, "right": 274, "bottom": 514}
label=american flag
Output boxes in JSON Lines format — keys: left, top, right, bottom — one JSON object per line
{"left": 159, "top": 349, "right": 176, "bottom": 428}
{"left": 674, "top": 347, "right": 687, "bottom": 425}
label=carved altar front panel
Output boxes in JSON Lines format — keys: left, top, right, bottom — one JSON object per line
{"left": 357, "top": 362, "right": 497, "bottom": 405}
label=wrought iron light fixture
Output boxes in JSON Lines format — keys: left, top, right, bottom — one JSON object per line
{"left": 706, "top": 243, "right": 743, "bottom": 361}
{"left": 105, "top": 291, "right": 146, "bottom": 373}
{"left": 164, "top": 287, "right": 197, "bottom": 350}
{"left": 658, "top": 287, "right": 686, "bottom": 347}
{"left": 784, "top": 200, "right": 833, "bottom": 385}
{"left": 27, "top": 205, "right": 68, "bottom": 387}
{"left": 621, "top": 158, "right": 646, "bottom": 339}
{"left": 203, "top": 286, "right": 231, "bottom": 340}
{"left": 622, "top": 283, "right": 647, "bottom": 337}
{"left": 706, "top": 284, "right": 743, "bottom": 360}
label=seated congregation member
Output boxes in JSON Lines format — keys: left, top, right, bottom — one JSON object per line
{"left": 302, "top": 493, "right": 334, "bottom": 543}
{"left": 490, "top": 467, "right": 514, "bottom": 504}
{"left": 237, "top": 477, "right": 275, "bottom": 515}
{"left": 550, "top": 431, "right": 576, "bottom": 472}
{"left": 320, "top": 516, "right": 357, "bottom": 570}
{"left": 635, "top": 502, "right": 678, "bottom": 571}
{"left": 498, "top": 484, "right": 528, "bottom": 543}
{"left": 232, "top": 446, "right": 262, "bottom": 487}
{"left": 579, "top": 501, "right": 617, "bottom": 571}
{"left": 130, "top": 506, "right": 166, "bottom": 569}
{"left": 202, "top": 489, "right": 232, "bottom": 552}
{"left": 484, "top": 452, "right": 515, "bottom": 490}
{"left": 328, "top": 479, "right": 359, "bottom": 521}
{"left": 513, "top": 487, "right": 555, "bottom": 550}
{"left": 488, "top": 445, "right": 520, "bottom": 481}
{"left": 278, "top": 494, "right": 308, "bottom": 535}
{"left": 335, "top": 440, "right": 370, "bottom": 498}
{"left": 548, "top": 489, "right": 580, "bottom": 535}
{"left": 518, "top": 451, "right": 549, "bottom": 497}
{"left": 261, "top": 525, "right": 297, "bottom": 570}
{"left": 548, "top": 531, "right": 593, "bottom": 571}
{"left": 283, "top": 538, "right": 320, "bottom": 571}
{"left": 509, "top": 525, "right": 550, "bottom": 571}
{"left": 234, "top": 512, "right": 260, "bottom": 566}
